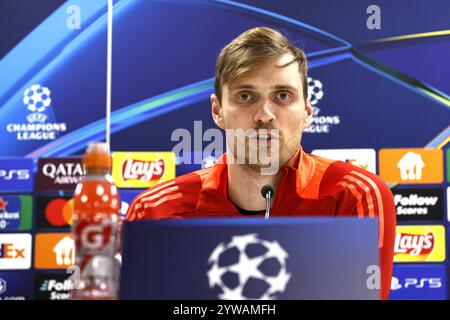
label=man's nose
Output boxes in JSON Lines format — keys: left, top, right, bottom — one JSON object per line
{"left": 253, "top": 100, "right": 276, "bottom": 124}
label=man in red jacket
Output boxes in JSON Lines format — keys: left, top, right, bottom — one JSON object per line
{"left": 126, "top": 27, "right": 396, "bottom": 300}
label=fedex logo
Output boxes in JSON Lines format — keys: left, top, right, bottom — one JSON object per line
{"left": 0, "top": 159, "right": 33, "bottom": 193}
{"left": 0, "top": 243, "right": 25, "bottom": 258}
{"left": 390, "top": 265, "right": 446, "bottom": 300}
{"left": 0, "top": 234, "right": 31, "bottom": 270}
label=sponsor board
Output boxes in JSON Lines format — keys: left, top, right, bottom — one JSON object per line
{"left": 36, "top": 196, "right": 73, "bottom": 229}
{"left": 0, "top": 158, "right": 33, "bottom": 192}
{"left": 311, "top": 149, "right": 376, "bottom": 173}
{"left": 393, "top": 188, "right": 443, "bottom": 221}
{"left": 0, "top": 195, "right": 32, "bottom": 231}
{"left": 112, "top": 152, "right": 175, "bottom": 188}
{"left": 394, "top": 226, "right": 445, "bottom": 262}
{"left": 36, "top": 158, "right": 84, "bottom": 191}
{"left": 34, "top": 273, "right": 73, "bottom": 300}
{"left": 390, "top": 264, "right": 446, "bottom": 300}
{"left": 35, "top": 233, "right": 74, "bottom": 269}
{"left": 0, "top": 234, "right": 32, "bottom": 270}
{"left": 0, "top": 272, "right": 33, "bottom": 300}
{"left": 379, "top": 148, "right": 443, "bottom": 184}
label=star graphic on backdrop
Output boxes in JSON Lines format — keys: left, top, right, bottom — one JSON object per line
{"left": 0, "top": 198, "right": 7, "bottom": 211}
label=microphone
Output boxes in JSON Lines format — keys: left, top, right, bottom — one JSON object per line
{"left": 260, "top": 185, "right": 275, "bottom": 219}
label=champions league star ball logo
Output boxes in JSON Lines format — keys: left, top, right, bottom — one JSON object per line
{"left": 23, "top": 84, "right": 51, "bottom": 123}
{"left": 207, "top": 234, "right": 291, "bottom": 300}
{"left": 6, "top": 84, "right": 67, "bottom": 140}
{"left": 307, "top": 77, "right": 324, "bottom": 106}
{"left": 304, "top": 77, "right": 340, "bottom": 133}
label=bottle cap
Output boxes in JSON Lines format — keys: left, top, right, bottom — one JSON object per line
{"left": 83, "top": 142, "right": 112, "bottom": 170}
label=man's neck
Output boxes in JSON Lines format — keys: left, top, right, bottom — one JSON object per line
{"left": 226, "top": 148, "right": 301, "bottom": 211}
{"left": 227, "top": 163, "right": 282, "bottom": 211}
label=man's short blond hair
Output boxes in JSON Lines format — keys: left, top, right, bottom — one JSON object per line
{"left": 214, "top": 27, "right": 308, "bottom": 102}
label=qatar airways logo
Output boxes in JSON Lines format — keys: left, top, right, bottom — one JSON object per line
{"left": 394, "top": 232, "right": 434, "bottom": 256}
{"left": 37, "top": 158, "right": 85, "bottom": 191}
{"left": 122, "top": 159, "right": 165, "bottom": 182}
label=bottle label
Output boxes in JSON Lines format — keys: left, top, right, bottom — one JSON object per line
{"left": 72, "top": 214, "right": 120, "bottom": 299}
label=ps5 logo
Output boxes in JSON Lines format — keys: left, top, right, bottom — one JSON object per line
{"left": 391, "top": 276, "right": 442, "bottom": 290}
{"left": 0, "top": 170, "right": 30, "bottom": 181}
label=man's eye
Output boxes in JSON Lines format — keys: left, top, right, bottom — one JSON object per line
{"left": 237, "top": 93, "right": 253, "bottom": 102}
{"left": 275, "top": 92, "right": 291, "bottom": 101}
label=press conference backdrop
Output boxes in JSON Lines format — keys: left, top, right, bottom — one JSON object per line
{"left": 0, "top": 0, "right": 449, "bottom": 300}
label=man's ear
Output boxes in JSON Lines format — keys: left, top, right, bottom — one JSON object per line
{"left": 302, "top": 94, "right": 314, "bottom": 129}
{"left": 211, "top": 93, "right": 225, "bottom": 129}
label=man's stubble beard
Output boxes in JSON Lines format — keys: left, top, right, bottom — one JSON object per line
{"left": 227, "top": 128, "right": 300, "bottom": 174}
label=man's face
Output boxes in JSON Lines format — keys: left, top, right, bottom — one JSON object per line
{"left": 211, "top": 53, "right": 313, "bottom": 173}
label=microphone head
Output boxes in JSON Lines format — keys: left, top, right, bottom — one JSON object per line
{"left": 261, "top": 185, "right": 275, "bottom": 199}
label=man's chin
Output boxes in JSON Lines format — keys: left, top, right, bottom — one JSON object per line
{"left": 242, "top": 162, "right": 280, "bottom": 175}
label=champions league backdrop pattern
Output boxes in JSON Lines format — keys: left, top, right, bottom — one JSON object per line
{"left": 0, "top": 0, "right": 449, "bottom": 300}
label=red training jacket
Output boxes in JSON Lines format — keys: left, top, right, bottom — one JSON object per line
{"left": 126, "top": 147, "right": 396, "bottom": 300}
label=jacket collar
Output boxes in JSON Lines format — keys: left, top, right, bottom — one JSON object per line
{"left": 196, "top": 146, "right": 316, "bottom": 213}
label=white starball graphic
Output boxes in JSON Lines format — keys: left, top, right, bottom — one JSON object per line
{"left": 23, "top": 84, "right": 51, "bottom": 113}
{"left": 207, "top": 233, "right": 291, "bottom": 300}
{"left": 307, "top": 77, "right": 324, "bottom": 106}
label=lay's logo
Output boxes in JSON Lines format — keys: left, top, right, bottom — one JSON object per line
{"left": 122, "top": 159, "right": 165, "bottom": 182}
{"left": 394, "top": 226, "right": 445, "bottom": 262}
{"left": 112, "top": 152, "right": 175, "bottom": 188}
{"left": 394, "top": 233, "right": 434, "bottom": 256}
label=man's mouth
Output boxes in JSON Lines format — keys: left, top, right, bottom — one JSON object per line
{"left": 256, "top": 135, "right": 275, "bottom": 141}
{"left": 248, "top": 131, "right": 280, "bottom": 146}
{"left": 249, "top": 130, "right": 280, "bottom": 140}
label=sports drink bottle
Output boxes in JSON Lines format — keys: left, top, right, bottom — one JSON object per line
{"left": 71, "top": 142, "right": 121, "bottom": 300}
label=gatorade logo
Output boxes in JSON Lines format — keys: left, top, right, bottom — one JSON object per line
{"left": 0, "top": 234, "right": 32, "bottom": 270}
{"left": 394, "top": 226, "right": 445, "bottom": 262}
{"left": 379, "top": 149, "right": 443, "bottom": 184}
{"left": 75, "top": 220, "right": 113, "bottom": 252}
{"left": 112, "top": 152, "right": 175, "bottom": 188}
